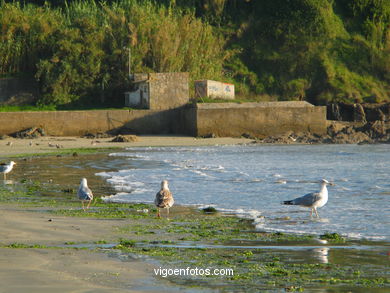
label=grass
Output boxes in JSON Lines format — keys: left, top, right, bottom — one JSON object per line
{"left": 0, "top": 105, "right": 137, "bottom": 112}
{"left": 0, "top": 105, "right": 57, "bottom": 112}
{"left": 7, "top": 147, "right": 122, "bottom": 159}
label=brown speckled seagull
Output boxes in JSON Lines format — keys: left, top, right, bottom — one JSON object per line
{"left": 154, "top": 180, "right": 174, "bottom": 218}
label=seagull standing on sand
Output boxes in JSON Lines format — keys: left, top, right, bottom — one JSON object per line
{"left": 77, "top": 178, "right": 94, "bottom": 211}
{"left": 0, "top": 161, "right": 16, "bottom": 180}
{"left": 283, "top": 179, "right": 330, "bottom": 218}
{"left": 154, "top": 180, "right": 174, "bottom": 218}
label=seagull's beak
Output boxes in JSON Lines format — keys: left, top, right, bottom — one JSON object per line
{"left": 328, "top": 182, "right": 335, "bottom": 186}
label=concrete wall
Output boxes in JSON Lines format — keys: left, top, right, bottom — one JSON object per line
{"left": 195, "top": 80, "right": 235, "bottom": 100}
{"left": 0, "top": 101, "right": 327, "bottom": 137}
{"left": 148, "top": 72, "right": 189, "bottom": 110}
{"left": 0, "top": 109, "right": 189, "bottom": 136}
{"left": 129, "top": 72, "right": 189, "bottom": 110}
{"left": 192, "top": 101, "right": 327, "bottom": 137}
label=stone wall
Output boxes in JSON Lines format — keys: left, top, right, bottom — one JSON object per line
{"left": 0, "top": 101, "right": 327, "bottom": 138}
{"left": 0, "top": 109, "right": 188, "bottom": 136}
{"left": 148, "top": 72, "right": 189, "bottom": 110}
{"left": 191, "top": 101, "right": 327, "bottom": 137}
{"left": 130, "top": 72, "right": 189, "bottom": 110}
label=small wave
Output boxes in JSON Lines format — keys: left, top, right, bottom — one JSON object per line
{"left": 275, "top": 180, "right": 287, "bottom": 184}
{"left": 95, "top": 171, "right": 112, "bottom": 178}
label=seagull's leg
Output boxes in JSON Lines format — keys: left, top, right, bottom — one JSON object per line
{"left": 310, "top": 208, "right": 313, "bottom": 217}
{"left": 167, "top": 207, "right": 169, "bottom": 217}
{"left": 157, "top": 208, "right": 160, "bottom": 218}
{"left": 87, "top": 199, "right": 92, "bottom": 210}
{"left": 314, "top": 208, "right": 319, "bottom": 218}
{"left": 82, "top": 201, "right": 86, "bottom": 211}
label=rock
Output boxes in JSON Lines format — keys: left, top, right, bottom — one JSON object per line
{"left": 202, "top": 133, "right": 217, "bottom": 138}
{"left": 202, "top": 206, "right": 218, "bottom": 214}
{"left": 359, "top": 121, "right": 387, "bottom": 139}
{"left": 241, "top": 133, "right": 255, "bottom": 139}
{"left": 82, "top": 132, "right": 111, "bottom": 139}
{"left": 353, "top": 103, "right": 366, "bottom": 123}
{"left": 0, "top": 135, "right": 10, "bottom": 140}
{"left": 12, "top": 127, "right": 45, "bottom": 139}
{"left": 364, "top": 104, "right": 388, "bottom": 122}
{"left": 111, "top": 134, "right": 139, "bottom": 142}
{"left": 327, "top": 103, "right": 342, "bottom": 121}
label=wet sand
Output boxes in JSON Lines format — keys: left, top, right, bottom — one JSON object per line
{"left": 0, "top": 135, "right": 252, "bottom": 157}
{"left": 0, "top": 207, "right": 184, "bottom": 293}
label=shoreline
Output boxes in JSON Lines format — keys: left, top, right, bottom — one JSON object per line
{"left": 0, "top": 135, "right": 253, "bottom": 157}
{"left": 0, "top": 141, "right": 389, "bottom": 292}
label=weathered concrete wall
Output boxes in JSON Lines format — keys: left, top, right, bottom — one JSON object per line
{"left": 0, "top": 101, "right": 327, "bottom": 137}
{"left": 0, "top": 109, "right": 189, "bottom": 136}
{"left": 195, "top": 80, "right": 235, "bottom": 100}
{"left": 193, "top": 101, "right": 327, "bottom": 137}
{"left": 128, "top": 72, "right": 189, "bottom": 110}
{"left": 148, "top": 72, "right": 189, "bottom": 110}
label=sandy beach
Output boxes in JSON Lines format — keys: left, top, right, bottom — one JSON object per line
{"left": 0, "top": 135, "right": 252, "bottom": 157}
{"left": 0, "top": 206, "right": 182, "bottom": 293}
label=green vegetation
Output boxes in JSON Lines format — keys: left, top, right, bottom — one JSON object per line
{"left": 6, "top": 147, "right": 121, "bottom": 158}
{"left": 320, "top": 232, "right": 346, "bottom": 242}
{"left": 0, "top": 0, "right": 389, "bottom": 106}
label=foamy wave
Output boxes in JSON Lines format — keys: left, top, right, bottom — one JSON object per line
{"left": 101, "top": 192, "right": 154, "bottom": 204}
{"left": 95, "top": 171, "right": 112, "bottom": 178}
{"left": 199, "top": 206, "right": 262, "bottom": 220}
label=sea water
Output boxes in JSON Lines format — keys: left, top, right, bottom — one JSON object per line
{"left": 96, "top": 144, "right": 390, "bottom": 241}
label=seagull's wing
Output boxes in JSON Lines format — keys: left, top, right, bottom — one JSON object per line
{"left": 78, "top": 186, "right": 93, "bottom": 200}
{"left": 155, "top": 189, "right": 173, "bottom": 208}
{"left": 292, "top": 192, "right": 321, "bottom": 206}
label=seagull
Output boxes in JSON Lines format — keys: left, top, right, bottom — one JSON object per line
{"left": 0, "top": 161, "right": 16, "bottom": 180}
{"left": 154, "top": 180, "right": 174, "bottom": 218}
{"left": 77, "top": 178, "right": 94, "bottom": 211}
{"left": 283, "top": 179, "right": 330, "bottom": 218}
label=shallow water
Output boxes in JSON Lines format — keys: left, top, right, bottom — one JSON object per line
{"left": 96, "top": 144, "right": 390, "bottom": 241}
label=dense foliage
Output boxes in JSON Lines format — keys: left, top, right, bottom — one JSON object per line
{"left": 0, "top": 0, "right": 389, "bottom": 106}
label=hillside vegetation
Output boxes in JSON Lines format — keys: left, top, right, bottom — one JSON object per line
{"left": 0, "top": 0, "right": 389, "bottom": 107}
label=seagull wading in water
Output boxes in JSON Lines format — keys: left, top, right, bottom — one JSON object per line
{"left": 0, "top": 161, "right": 16, "bottom": 180}
{"left": 283, "top": 179, "right": 330, "bottom": 218}
{"left": 77, "top": 178, "right": 93, "bottom": 211}
{"left": 155, "top": 180, "right": 174, "bottom": 218}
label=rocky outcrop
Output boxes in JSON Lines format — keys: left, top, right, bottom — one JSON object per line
{"left": 327, "top": 103, "right": 389, "bottom": 122}
{"left": 253, "top": 121, "right": 390, "bottom": 144}
{"left": 110, "top": 134, "right": 139, "bottom": 142}
{"left": 12, "top": 127, "right": 46, "bottom": 139}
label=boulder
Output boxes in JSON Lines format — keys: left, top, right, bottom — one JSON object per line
{"left": 111, "top": 134, "right": 139, "bottom": 142}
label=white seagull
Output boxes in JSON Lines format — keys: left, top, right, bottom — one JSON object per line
{"left": 154, "top": 180, "right": 174, "bottom": 218}
{"left": 0, "top": 161, "right": 16, "bottom": 180}
{"left": 77, "top": 178, "right": 94, "bottom": 211}
{"left": 283, "top": 179, "right": 330, "bottom": 218}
